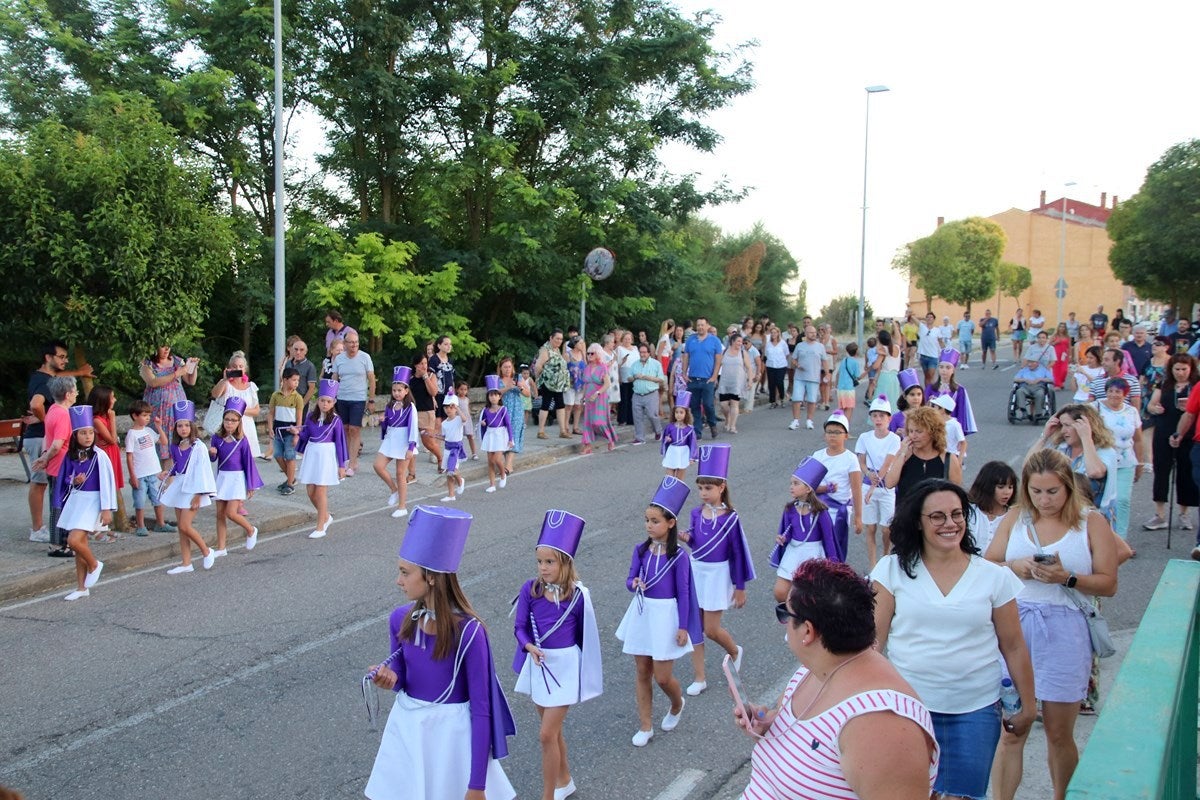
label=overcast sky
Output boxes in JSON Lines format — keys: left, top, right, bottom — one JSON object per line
{"left": 659, "top": 0, "right": 1200, "bottom": 315}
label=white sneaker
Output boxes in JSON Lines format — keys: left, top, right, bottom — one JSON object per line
{"left": 631, "top": 729, "right": 654, "bottom": 747}
{"left": 64, "top": 589, "right": 90, "bottom": 601}
{"left": 734, "top": 645, "right": 744, "bottom": 672}
{"left": 499, "top": 473, "right": 507, "bottom": 489}
{"left": 307, "top": 529, "right": 327, "bottom": 539}
{"left": 788, "top": 419, "right": 800, "bottom": 431}
{"left": 458, "top": 476, "right": 466, "bottom": 496}
{"left": 246, "top": 527, "right": 258, "bottom": 551}
{"left": 84, "top": 561, "right": 104, "bottom": 588}
{"left": 212, "top": 549, "right": 228, "bottom": 558}
{"left": 553, "top": 778, "right": 577, "bottom": 800}
{"left": 29, "top": 527, "right": 50, "bottom": 543}
{"left": 391, "top": 507, "right": 408, "bottom": 518}
{"left": 202, "top": 550, "right": 216, "bottom": 570}
{"left": 806, "top": 420, "right": 814, "bottom": 430}
{"left": 661, "top": 698, "right": 685, "bottom": 731}
{"left": 440, "top": 495, "right": 457, "bottom": 502}
{"left": 485, "top": 486, "right": 497, "bottom": 493}
{"left": 686, "top": 681, "right": 707, "bottom": 696}
{"left": 167, "top": 564, "right": 194, "bottom": 575}
{"left": 387, "top": 491, "right": 399, "bottom": 507}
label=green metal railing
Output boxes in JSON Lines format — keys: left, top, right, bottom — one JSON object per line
{"left": 1067, "top": 559, "right": 1200, "bottom": 799}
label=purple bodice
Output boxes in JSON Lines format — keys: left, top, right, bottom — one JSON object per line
{"left": 686, "top": 507, "right": 756, "bottom": 588}
{"left": 660, "top": 423, "right": 698, "bottom": 459}
{"left": 210, "top": 436, "right": 265, "bottom": 490}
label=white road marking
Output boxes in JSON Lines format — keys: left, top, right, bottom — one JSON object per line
{"left": 653, "top": 768, "right": 707, "bottom": 800}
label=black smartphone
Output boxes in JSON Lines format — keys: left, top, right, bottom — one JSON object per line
{"left": 1033, "top": 553, "right": 1058, "bottom": 564}
{"left": 226, "top": 369, "right": 244, "bottom": 379}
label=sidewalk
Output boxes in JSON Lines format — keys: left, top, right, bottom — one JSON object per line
{"left": 0, "top": 415, "right": 587, "bottom": 603}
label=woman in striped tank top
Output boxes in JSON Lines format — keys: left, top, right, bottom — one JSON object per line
{"left": 735, "top": 559, "right": 939, "bottom": 800}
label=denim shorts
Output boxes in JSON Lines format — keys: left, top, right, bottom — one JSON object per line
{"left": 919, "top": 354, "right": 938, "bottom": 373}
{"left": 23, "top": 437, "right": 47, "bottom": 484}
{"left": 272, "top": 430, "right": 297, "bottom": 460}
{"left": 929, "top": 702, "right": 1002, "bottom": 799}
{"left": 791, "top": 380, "right": 819, "bottom": 404}
{"left": 131, "top": 473, "right": 164, "bottom": 510}
{"left": 335, "top": 399, "right": 366, "bottom": 427}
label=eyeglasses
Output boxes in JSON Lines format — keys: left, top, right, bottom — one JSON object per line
{"left": 923, "top": 509, "right": 966, "bottom": 526}
{"left": 775, "top": 602, "right": 804, "bottom": 625}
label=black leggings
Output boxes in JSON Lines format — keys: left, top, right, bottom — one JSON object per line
{"left": 1152, "top": 424, "right": 1199, "bottom": 506}
{"left": 767, "top": 367, "right": 787, "bottom": 404}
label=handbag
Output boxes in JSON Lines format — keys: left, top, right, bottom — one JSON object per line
{"left": 1063, "top": 586, "right": 1116, "bottom": 658}
{"left": 202, "top": 395, "right": 227, "bottom": 435}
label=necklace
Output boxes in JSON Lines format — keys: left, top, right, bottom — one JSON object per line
{"left": 792, "top": 649, "right": 870, "bottom": 721}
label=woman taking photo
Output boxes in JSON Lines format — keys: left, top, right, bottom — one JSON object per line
{"left": 140, "top": 345, "right": 199, "bottom": 459}
{"left": 985, "top": 449, "right": 1118, "bottom": 800}
{"left": 884, "top": 405, "right": 963, "bottom": 497}
{"left": 210, "top": 351, "right": 263, "bottom": 460}
{"left": 736, "top": 559, "right": 939, "bottom": 799}
{"left": 1144, "top": 354, "right": 1199, "bottom": 531}
{"left": 872, "top": 480, "right": 1035, "bottom": 800}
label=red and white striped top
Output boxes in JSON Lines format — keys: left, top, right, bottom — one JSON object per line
{"left": 742, "top": 667, "right": 939, "bottom": 800}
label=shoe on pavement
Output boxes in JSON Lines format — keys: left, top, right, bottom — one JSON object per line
{"left": 212, "top": 548, "right": 228, "bottom": 558}
{"left": 345, "top": 467, "right": 355, "bottom": 477}
{"left": 167, "top": 564, "right": 194, "bottom": 575}
{"left": 388, "top": 491, "right": 399, "bottom": 507}
{"left": 788, "top": 419, "right": 800, "bottom": 431}
{"left": 631, "top": 729, "right": 654, "bottom": 747}
{"left": 806, "top": 420, "right": 814, "bottom": 430}
{"left": 440, "top": 495, "right": 457, "bottom": 502}
{"left": 281, "top": 483, "right": 296, "bottom": 495}
{"left": 84, "top": 561, "right": 104, "bottom": 588}
{"left": 1143, "top": 515, "right": 1168, "bottom": 531}
{"left": 246, "top": 527, "right": 259, "bottom": 551}
{"left": 134, "top": 526, "right": 150, "bottom": 537}
{"left": 48, "top": 547, "right": 74, "bottom": 558}
{"left": 391, "top": 508, "right": 408, "bottom": 518}
{"left": 661, "top": 697, "right": 685, "bottom": 731}
{"left": 308, "top": 528, "right": 327, "bottom": 539}
{"left": 151, "top": 523, "right": 175, "bottom": 533}
{"left": 686, "top": 681, "right": 707, "bottom": 696}
{"left": 499, "top": 473, "right": 507, "bottom": 489}
{"left": 486, "top": 486, "right": 497, "bottom": 493}
{"left": 470, "top": 453, "right": 480, "bottom": 460}
{"left": 993, "top": 364, "right": 1000, "bottom": 370}
{"left": 64, "top": 589, "right": 90, "bottom": 601}
{"left": 632, "top": 439, "right": 645, "bottom": 446}
{"left": 458, "top": 475, "right": 466, "bottom": 495}
{"left": 202, "top": 550, "right": 216, "bottom": 570}
{"left": 553, "top": 778, "right": 577, "bottom": 800}
{"left": 710, "top": 425, "right": 719, "bottom": 438}
{"left": 29, "top": 527, "right": 50, "bottom": 543}
{"left": 734, "top": 645, "right": 744, "bottom": 671}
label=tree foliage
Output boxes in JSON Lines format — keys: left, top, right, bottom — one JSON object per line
{"left": 893, "top": 216, "right": 1004, "bottom": 313}
{"left": 820, "top": 295, "right": 873, "bottom": 334}
{"left": 1108, "top": 140, "right": 1200, "bottom": 310}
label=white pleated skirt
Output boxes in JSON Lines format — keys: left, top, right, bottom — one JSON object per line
{"left": 615, "top": 596, "right": 693, "bottom": 661}
{"left": 59, "top": 490, "right": 103, "bottom": 532}
{"left": 378, "top": 430, "right": 412, "bottom": 460}
{"left": 214, "top": 470, "right": 248, "bottom": 501}
{"left": 775, "top": 541, "right": 826, "bottom": 580}
{"left": 514, "top": 645, "right": 582, "bottom": 707}
{"left": 662, "top": 445, "right": 690, "bottom": 470}
{"left": 159, "top": 480, "right": 212, "bottom": 510}
{"left": 297, "top": 442, "right": 340, "bottom": 486}
{"left": 364, "top": 691, "right": 515, "bottom": 800}
{"left": 480, "top": 427, "right": 508, "bottom": 453}
{"left": 691, "top": 558, "right": 734, "bottom": 611}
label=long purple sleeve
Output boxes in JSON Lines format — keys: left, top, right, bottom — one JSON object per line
{"left": 296, "top": 416, "right": 349, "bottom": 466}
{"left": 660, "top": 424, "right": 697, "bottom": 459}
{"left": 211, "top": 436, "right": 264, "bottom": 492}
{"left": 480, "top": 407, "right": 514, "bottom": 443}
{"left": 686, "top": 508, "right": 756, "bottom": 589}
{"left": 770, "top": 507, "right": 841, "bottom": 565}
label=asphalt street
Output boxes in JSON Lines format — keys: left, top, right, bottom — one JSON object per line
{"left": 0, "top": 361, "right": 1185, "bottom": 799}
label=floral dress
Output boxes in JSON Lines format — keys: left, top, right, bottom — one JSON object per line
{"left": 501, "top": 379, "right": 527, "bottom": 453}
{"left": 143, "top": 356, "right": 187, "bottom": 460}
{"left": 580, "top": 362, "right": 616, "bottom": 446}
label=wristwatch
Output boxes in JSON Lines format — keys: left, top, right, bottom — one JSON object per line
{"left": 1065, "top": 572, "right": 1078, "bottom": 589}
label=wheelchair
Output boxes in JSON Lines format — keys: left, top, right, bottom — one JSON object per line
{"left": 1007, "top": 380, "right": 1056, "bottom": 425}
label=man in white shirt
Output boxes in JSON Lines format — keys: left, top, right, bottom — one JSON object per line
{"left": 917, "top": 313, "right": 942, "bottom": 387}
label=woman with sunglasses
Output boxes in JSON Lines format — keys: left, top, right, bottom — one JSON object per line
{"left": 735, "top": 559, "right": 939, "bottom": 799}
{"left": 871, "top": 479, "right": 1035, "bottom": 800}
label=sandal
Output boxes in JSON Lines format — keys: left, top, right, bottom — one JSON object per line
{"left": 537, "top": 431, "right": 549, "bottom": 440}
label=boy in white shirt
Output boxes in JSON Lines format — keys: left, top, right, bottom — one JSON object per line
{"left": 931, "top": 394, "right": 967, "bottom": 464}
{"left": 854, "top": 396, "right": 902, "bottom": 569}
{"left": 125, "top": 400, "right": 173, "bottom": 536}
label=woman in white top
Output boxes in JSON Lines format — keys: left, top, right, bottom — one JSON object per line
{"left": 985, "top": 449, "right": 1118, "bottom": 800}
{"left": 1029, "top": 403, "right": 1120, "bottom": 525}
{"left": 210, "top": 351, "right": 263, "bottom": 459}
{"left": 762, "top": 326, "right": 791, "bottom": 408}
{"left": 872, "top": 479, "right": 1035, "bottom": 800}
{"left": 1092, "top": 377, "right": 1144, "bottom": 540}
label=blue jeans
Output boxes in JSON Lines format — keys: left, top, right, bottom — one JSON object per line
{"left": 687, "top": 378, "right": 717, "bottom": 436}
{"left": 930, "top": 702, "right": 1002, "bottom": 799}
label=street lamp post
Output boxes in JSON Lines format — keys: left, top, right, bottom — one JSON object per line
{"left": 858, "top": 85, "right": 890, "bottom": 352}
{"left": 1057, "top": 181, "right": 1076, "bottom": 327}
{"left": 272, "top": 0, "right": 285, "bottom": 390}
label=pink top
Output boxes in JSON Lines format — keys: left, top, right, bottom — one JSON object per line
{"left": 742, "top": 667, "right": 938, "bottom": 800}
{"left": 44, "top": 404, "right": 72, "bottom": 477}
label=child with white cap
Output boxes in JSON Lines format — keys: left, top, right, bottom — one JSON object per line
{"left": 439, "top": 394, "right": 467, "bottom": 501}
{"left": 855, "top": 396, "right": 902, "bottom": 569}
{"left": 811, "top": 410, "right": 864, "bottom": 562}
{"left": 54, "top": 405, "right": 116, "bottom": 600}
{"left": 931, "top": 394, "right": 967, "bottom": 465}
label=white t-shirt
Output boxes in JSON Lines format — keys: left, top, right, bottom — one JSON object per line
{"left": 944, "top": 418, "right": 965, "bottom": 456}
{"left": 855, "top": 430, "right": 901, "bottom": 494}
{"left": 813, "top": 448, "right": 861, "bottom": 506}
{"left": 871, "top": 554, "right": 1023, "bottom": 713}
{"left": 917, "top": 322, "right": 941, "bottom": 358}
{"left": 764, "top": 339, "right": 790, "bottom": 369}
{"left": 125, "top": 427, "right": 162, "bottom": 479}
{"left": 969, "top": 504, "right": 1007, "bottom": 553}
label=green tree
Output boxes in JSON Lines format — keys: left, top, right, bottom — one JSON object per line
{"left": 820, "top": 295, "right": 873, "bottom": 335}
{"left": 1108, "top": 140, "right": 1200, "bottom": 311}
{"left": 995, "top": 261, "right": 1032, "bottom": 322}
{"left": 0, "top": 93, "right": 234, "bottom": 391}
{"left": 894, "top": 217, "right": 1003, "bottom": 314}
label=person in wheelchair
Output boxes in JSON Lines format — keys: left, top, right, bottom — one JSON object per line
{"left": 1012, "top": 355, "right": 1053, "bottom": 421}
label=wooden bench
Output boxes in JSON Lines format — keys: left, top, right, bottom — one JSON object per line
{"left": 0, "top": 418, "right": 32, "bottom": 482}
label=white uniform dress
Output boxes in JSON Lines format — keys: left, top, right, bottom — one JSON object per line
{"left": 159, "top": 442, "right": 217, "bottom": 509}
{"left": 58, "top": 450, "right": 118, "bottom": 532}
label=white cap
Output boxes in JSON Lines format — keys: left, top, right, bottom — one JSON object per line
{"left": 931, "top": 394, "right": 956, "bottom": 413}
{"left": 868, "top": 396, "right": 893, "bottom": 415}
{"left": 442, "top": 394, "right": 459, "bottom": 407}
{"left": 824, "top": 410, "right": 850, "bottom": 432}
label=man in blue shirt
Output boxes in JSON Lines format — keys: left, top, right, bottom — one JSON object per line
{"left": 680, "top": 316, "right": 724, "bottom": 438}
{"left": 955, "top": 311, "right": 976, "bottom": 368}
{"left": 1012, "top": 355, "right": 1053, "bottom": 420}
{"left": 978, "top": 309, "right": 1000, "bottom": 369}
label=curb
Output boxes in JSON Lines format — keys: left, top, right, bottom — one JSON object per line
{"left": 0, "top": 439, "right": 580, "bottom": 603}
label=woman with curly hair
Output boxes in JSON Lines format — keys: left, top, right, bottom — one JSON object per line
{"left": 884, "top": 405, "right": 963, "bottom": 497}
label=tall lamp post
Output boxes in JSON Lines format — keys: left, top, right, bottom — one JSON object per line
{"left": 857, "top": 85, "right": 890, "bottom": 352}
{"left": 1057, "top": 181, "right": 1076, "bottom": 326}
{"left": 272, "top": 0, "right": 286, "bottom": 390}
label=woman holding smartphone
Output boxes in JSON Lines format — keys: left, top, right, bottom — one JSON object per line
{"left": 210, "top": 351, "right": 263, "bottom": 460}
{"left": 1144, "top": 354, "right": 1199, "bottom": 530}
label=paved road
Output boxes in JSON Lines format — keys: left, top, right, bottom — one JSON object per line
{"left": 0, "top": 363, "right": 1185, "bottom": 799}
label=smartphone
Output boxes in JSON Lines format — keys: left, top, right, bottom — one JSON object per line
{"left": 723, "top": 654, "right": 754, "bottom": 732}
{"left": 1033, "top": 553, "right": 1059, "bottom": 564}
{"left": 226, "top": 369, "right": 245, "bottom": 379}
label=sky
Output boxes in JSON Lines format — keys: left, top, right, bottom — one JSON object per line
{"left": 658, "top": 0, "right": 1200, "bottom": 316}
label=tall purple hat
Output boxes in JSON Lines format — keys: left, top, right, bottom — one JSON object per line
{"left": 392, "top": 365, "right": 412, "bottom": 386}
{"left": 319, "top": 379, "right": 339, "bottom": 399}
{"left": 898, "top": 368, "right": 922, "bottom": 392}
{"left": 68, "top": 405, "right": 94, "bottom": 431}
{"left": 484, "top": 374, "right": 503, "bottom": 392}
{"left": 537, "top": 510, "right": 586, "bottom": 559}
{"left": 223, "top": 397, "right": 247, "bottom": 417}
{"left": 650, "top": 476, "right": 690, "bottom": 518}
{"left": 173, "top": 400, "right": 196, "bottom": 422}
{"left": 674, "top": 390, "right": 692, "bottom": 409}
{"left": 697, "top": 443, "right": 732, "bottom": 480}
{"left": 792, "top": 456, "right": 828, "bottom": 491}
{"left": 938, "top": 348, "right": 960, "bottom": 367}
{"left": 399, "top": 505, "right": 472, "bottom": 573}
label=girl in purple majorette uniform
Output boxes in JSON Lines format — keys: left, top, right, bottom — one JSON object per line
{"left": 660, "top": 389, "right": 698, "bottom": 479}
{"left": 375, "top": 365, "right": 418, "bottom": 519}
{"left": 159, "top": 401, "right": 218, "bottom": 575}
{"left": 298, "top": 379, "right": 347, "bottom": 539}
{"left": 512, "top": 510, "right": 602, "bottom": 800}
{"left": 615, "top": 477, "right": 702, "bottom": 747}
{"left": 925, "top": 348, "right": 978, "bottom": 435}
{"left": 769, "top": 457, "right": 839, "bottom": 602}
{"left": 680, "top": 443, "right": 755, "bottom": 697}
{"left": 365, "top": 506, "right": 516, "bottom": 800}
{"left": 479, "top": 375, "right": 515, "bottom": 494}
{"left": 54, "top": 406, "right": 116, "bottom": 600}
{"left": 891, "top": 368, "right": 925, "bottom": 437}
{"left": 208, "top": 396, "right": 263, "bottom": 556}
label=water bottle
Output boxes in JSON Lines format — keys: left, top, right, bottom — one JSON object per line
{"left": 999, "top": 677, "right": 1021, "bottom": 718}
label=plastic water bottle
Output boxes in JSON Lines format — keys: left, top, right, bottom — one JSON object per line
{"left": 999, "top": 678, "right": 1021, "bottom": 718}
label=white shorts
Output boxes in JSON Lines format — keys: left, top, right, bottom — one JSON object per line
{"left": 775, "top": 540, "right": 825, "bottom": 580}
{"left": 862, "top": 488, "right": 896, "bottom": 526}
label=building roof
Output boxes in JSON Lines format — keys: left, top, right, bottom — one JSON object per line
{"left": 1032, "top": 196, "right": 1111, "bottom": 228}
